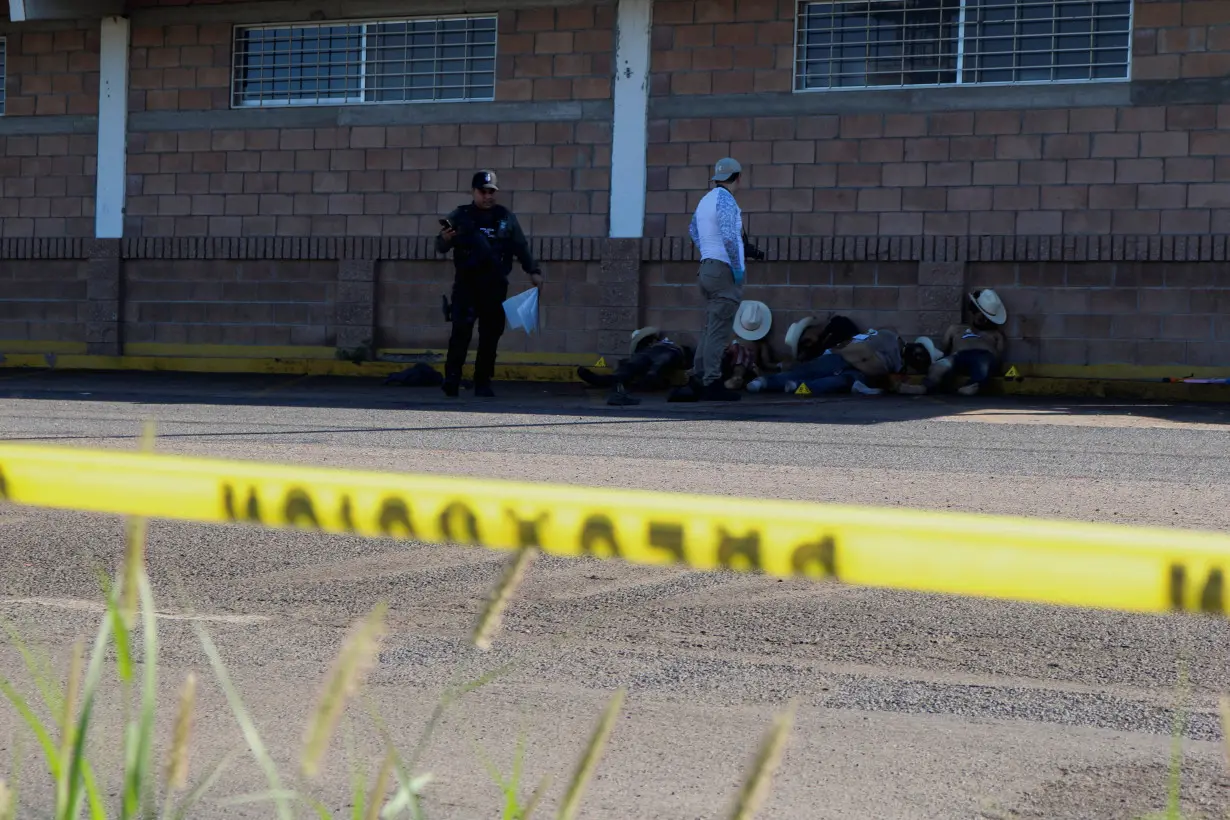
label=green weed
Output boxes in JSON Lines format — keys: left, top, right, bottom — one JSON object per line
{"left": 0, "top": 426, "right": 797, "bottom": 817}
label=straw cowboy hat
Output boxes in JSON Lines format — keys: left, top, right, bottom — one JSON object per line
{"left": 628, "top": 326, "right": 660, "bottom": 356}
{"left": 733, "top": 300, "right": 773, "bottom": 341}
{"left": 913, "top": 336, "right": 944, "bottom": 363}
{"left": 784, "top": 317, "right": 815, "bottom": 358}
{"left": 970, "top": 288, "right": 1007, "bottom": 325}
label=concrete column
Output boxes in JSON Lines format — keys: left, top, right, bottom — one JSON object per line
{"left": 335, "top": 259, "right": 376, "bottom": 354}
{"left": 85, "top": 239, "right": 122, "bottom": 355}
{"left": 917, "top": 262, "right": 965, "bottom": 338}
{"left": 608, "top": 0, "right": 652, "bottom": 238}
{"left": 595, "top": 238, "right": 642, "bottom": 358}
{"left": 96, "top": 15, "right": 130, "bottom": 239}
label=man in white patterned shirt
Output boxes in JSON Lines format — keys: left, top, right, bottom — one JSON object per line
{"left": 669, "top": 157, "right": 746, "bottom": 402}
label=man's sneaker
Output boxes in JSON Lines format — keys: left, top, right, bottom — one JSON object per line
{"left": 701, "top": 381, "right": 742, "bottom": 401}
{"left": 957, "top": 383, "right": 981, "bottom": 396}
{"left": 577, "top": 367, "right": 615, "bottom": 388}
{"left": 474, "top": 384, "right": 496, "bottom": 398}
{"left": 851, "top": 380, "right": 883, "bottom": 396}
{"left": 747, "top": 377, "right": 767, "bottom": 393}
{"left": 442, "top": 382, "right": 459, "bottom": 398}
{"left": 668, "top": 376, "right": 703, "bottom": 403}
{"left": 607, "top": 391, "right": 641, "bottom": 406}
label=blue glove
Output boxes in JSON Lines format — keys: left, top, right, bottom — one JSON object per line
{"left": 732, "top": 267, "right": 745, "bottom": 285}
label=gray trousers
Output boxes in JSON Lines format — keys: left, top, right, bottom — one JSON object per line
{"left": 694, "top": 258, "right": 743, "bottom": 386}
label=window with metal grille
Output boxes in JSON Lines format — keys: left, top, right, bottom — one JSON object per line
{"left": 231, "top": 16, "right": 497, "bottom": 108}
{"left": 795, "top": 0, "right": 1131, "bottom": 91}
{"left": 0, "top": 38, "right": 7, "bottom": 116}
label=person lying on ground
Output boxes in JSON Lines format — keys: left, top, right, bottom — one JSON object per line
{"left": 784, "top": 315, "right": 860, "bottom": 366}
{"left": 898, "top": 289, "right": 1008, "bottom": 397}
{"left": 577, "top": 327, "right": 694, "bottom": 406}
{"left": 721, "top": 300, "right": 781, "bottom": 390}
{"left": 747, "top": 328, "right": 903, "bottom": 396}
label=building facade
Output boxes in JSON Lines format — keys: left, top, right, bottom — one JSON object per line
{"left": 1, "top": 0, "right": 1228, "bottom": 368}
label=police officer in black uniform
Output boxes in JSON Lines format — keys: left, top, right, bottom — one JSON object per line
{"left": 436, "top": 170, "right": 543, "bottom": 398}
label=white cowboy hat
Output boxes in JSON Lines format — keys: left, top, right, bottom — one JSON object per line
{"left": 628, "top": 326, "right": 660, "bottom": 356}
{"left": 784, "top": 317, "right": 815, "bottom": 358}
{"left": 733, "top": 300, "right": 772, "bottom": 341}
{"left": 913, "top": 336, "right": 944, "bottom": 363}
{"left": 970, "top": 289, "right": 1007, "bottom": 325}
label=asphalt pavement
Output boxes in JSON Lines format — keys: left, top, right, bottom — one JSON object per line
{"left": 0, "top": 370, "right": 1228, "bottom": 819}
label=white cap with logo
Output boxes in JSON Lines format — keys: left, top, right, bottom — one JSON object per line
{"left": 711, "top": 157, "right": 742, "bottom": 182}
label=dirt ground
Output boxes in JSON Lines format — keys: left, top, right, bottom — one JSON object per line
{"left": 0, "top": 372, "right": 1228, "bottom": 819}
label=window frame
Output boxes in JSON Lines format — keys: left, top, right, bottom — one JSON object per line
{"left": 792, "top": 0, "right": 1133, "bottom": 94}
{"left": 229, "top": 14, "right": 499, "bottom": 110}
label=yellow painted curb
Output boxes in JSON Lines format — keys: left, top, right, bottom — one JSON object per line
{"left": 1012, "top": 363, "right": 1230, "bottom": 380}
{"left": 0, "top": 341, "right": 88, "bottom": 355}
{"left": 995, "top": 377, "right": 1230, "bottom": 403}
{"left": 123, "top": 342, "right": 607, "bottom": 368}
{"left": 0, "top": 352, "right": 601, "bottom": 383}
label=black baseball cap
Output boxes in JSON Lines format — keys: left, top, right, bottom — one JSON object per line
{"left": 471, "top": 170, "right": 499, "bottom": 191}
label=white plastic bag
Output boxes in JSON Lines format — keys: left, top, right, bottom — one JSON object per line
{"left": 502, "top": 287, "right": 540, "bottom": 335}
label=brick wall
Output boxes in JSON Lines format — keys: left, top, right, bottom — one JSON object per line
{"left": 648, "top": 106, "right": 1230, "bottom": 238}
{"left": 123, "top": 259, "right": 337, "bottom": 345}
{"left": 972, "top": 261, "right": 1230, "bottom": 366}
{"left": 0, "top": 260, "right": 87, "bottom": 343}
{"left": 0, "top": 133, "right": 96, "bottom": 238}
{"left": 650, "top": 0, "right": 789, "bottom": 96}
{"left": 1133, "top": 0, "right": 1230, "bottom": 79}
{"left": 497, "top": 5, "right": 614, "bottom": 101}
{"left": 642, "top": 257, "right": 1230, "bottom": 369}
{"left": 0, "top": 23, "right": 98, "bottom": 238}
{"left": 2, "top": 24, "right": 99, "bottom": 115}
{"left": 377, "top": 259, "right": 602, "bottom": 353}
{"left": 643, "top": 260, "right": 923, "bottom": 351}
{"left": 123, "top": 5, "right": 613, "bottom": 239}
{"left": 128, "top": 21, "right": 230, "bottom": 113}
{"left": 645, "top": 0, "right": 1230, "bottom": 239}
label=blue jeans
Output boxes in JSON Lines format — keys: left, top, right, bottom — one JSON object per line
{"left": 759, "top": 353, "right": 859, "bottom": 394}
{"left": 929, "top": 349, "right": 997, "bottom": 391}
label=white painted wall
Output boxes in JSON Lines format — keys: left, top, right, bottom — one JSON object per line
{"left": 608, "top": 0, "right": 652, "bottom": 239}
{"left": 95, "top": 15, "right": 130, "bottom": 239}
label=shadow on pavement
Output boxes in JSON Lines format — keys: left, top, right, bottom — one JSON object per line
{"left": 0, "top": 370, "right": 1228, "bottom": 440}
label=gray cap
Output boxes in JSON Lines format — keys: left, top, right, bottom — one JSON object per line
{"left": 711, "top": 157, "right": 742, "bottom": 182}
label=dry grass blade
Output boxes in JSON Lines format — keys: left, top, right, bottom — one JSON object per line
{"left": 59, "top": 640, "right": 83, "bottom": 752}
{"left": 140, "top": 419, "right": 157, "bottom": 452}
{"left": 1219, "top": 694, "right": 1230, "bottom": 770}
{"left": 472, "top": 547, "right": 537, "bottom": 652}
{"left": 166, "top": 672, "right": 197, "bottom": 792}
{"left": 122, "top": 419, "right": 156, "bottom": 629}
{"left": 121, "top": 517, "right": 147, "bottom": 630}
{"left": 556, "top": 688, "right": 625, "bottom": 820}
{"left": 726, "top": 701, "right": 796, "bottom": 820}
{"left": 523, "top": 774, "right": 552, "bottom": 820}
{"left": 301, "top": 603, "right": 388, "bottom": 779}
{"left": 55, "top": 639, "right": 83, "bottom": 810}
{"left": 364, "top": 750, "right": 395, "bottom": 820}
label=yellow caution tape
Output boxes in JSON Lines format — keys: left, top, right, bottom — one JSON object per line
{"left": 0, "top": 443, "right": 1225, "bottom": 617}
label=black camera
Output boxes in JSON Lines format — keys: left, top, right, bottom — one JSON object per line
{"left": 743, "top": 231, "right": 766, "bottom": 261}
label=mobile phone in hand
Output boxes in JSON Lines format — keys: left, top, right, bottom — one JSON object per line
{"left": 439, "top": 218, "right": 454, "bottom": 231}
